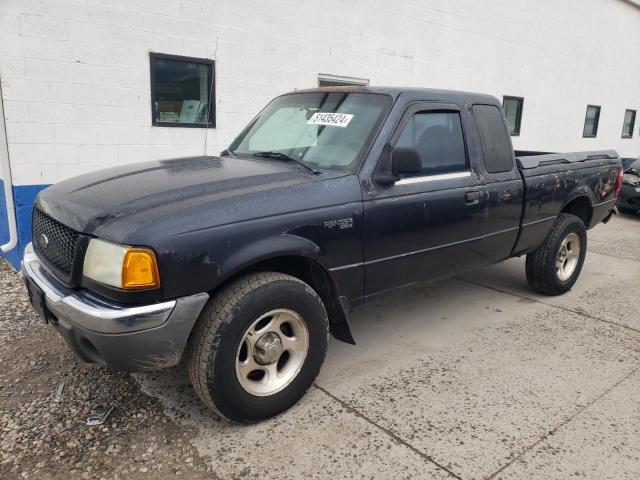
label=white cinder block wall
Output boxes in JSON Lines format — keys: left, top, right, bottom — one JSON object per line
{"left": 1, "top": 0, "right": 639, "bottom": 187}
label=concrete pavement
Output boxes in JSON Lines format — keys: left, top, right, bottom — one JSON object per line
{"left": 135, "top": 213, "right": 640, "bottom": 480}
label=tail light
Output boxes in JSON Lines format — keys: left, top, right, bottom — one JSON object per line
{"left": 614, "top": 166, "right": 624, "bottom": 197}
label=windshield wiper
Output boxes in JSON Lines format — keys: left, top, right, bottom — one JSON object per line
{"left": 252, "top": 151, "right": 321, "bottom": 175}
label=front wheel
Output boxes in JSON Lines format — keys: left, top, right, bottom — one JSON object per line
{"left": 525, "top": 213, "right": 587, "bottom": 295}
{"left": 188, "top": 272, "right": 328, "bottom": 423}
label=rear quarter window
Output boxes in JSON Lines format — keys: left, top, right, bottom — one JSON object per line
{"left": 472, "top": 105, "right": 514, "bottom": 173}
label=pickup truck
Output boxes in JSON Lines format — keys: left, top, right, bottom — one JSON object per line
{"left": 22, "top": 87, "right": 622, "bottom": 423}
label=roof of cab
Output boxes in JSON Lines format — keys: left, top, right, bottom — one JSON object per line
{"left": 281, "top": 85, "right": 500, "bottom": 106}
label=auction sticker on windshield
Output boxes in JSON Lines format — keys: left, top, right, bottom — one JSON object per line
{"left": 307, "top": 112, "right": 354, "bottom": 127}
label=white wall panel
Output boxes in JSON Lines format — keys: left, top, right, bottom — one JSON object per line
{"left": 0, "top": 0, "right": 637, "bottom": 185}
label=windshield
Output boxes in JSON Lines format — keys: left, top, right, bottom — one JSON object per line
{"left": 229, "top": 92, "right": 391, "bottom": 172}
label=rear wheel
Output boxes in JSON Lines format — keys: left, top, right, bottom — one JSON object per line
{"left": 525, "top": 213, "right": 587, "bottom": 295}
{"left": 188, "top": 272, "right": 328, "bottom": 423}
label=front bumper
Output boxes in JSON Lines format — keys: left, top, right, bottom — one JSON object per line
{"left": 617, "top": 184, "right": 640, "bottom": 212}
{"left": 21, "top": 243, "right": 209, "bottom": 371}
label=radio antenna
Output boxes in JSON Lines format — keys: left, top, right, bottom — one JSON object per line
{"left": 203, "top": 36, "right": 219, "bottom": 157}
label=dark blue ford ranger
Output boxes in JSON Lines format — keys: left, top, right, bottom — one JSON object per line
{"left": 22, "top": 87, "right": 622, "bottom": 422}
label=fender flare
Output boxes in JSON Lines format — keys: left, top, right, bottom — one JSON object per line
{"left": 560, "top": 192, "right": 594, "bottom": 210}
{"left": 559, "top": 193, "right": 594, "bottom": 226}
{"left": 218, "top": 233, "right": 323, "bottom": 280}
{"left": 214, "top": 233, "right": 356, "bottom": 345}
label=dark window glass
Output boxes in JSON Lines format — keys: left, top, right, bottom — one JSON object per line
{"left": 502, "top": 96, "right": 523, "bottom": 135}
{"left": 622, "top": 109, "right": 636, "bottom": 138}
{"left": 150, "top": 53, "right": 215, "bottom": 127}
{"left": 472, "top": 105, "right": 514, "bottom": 173}
{"left": 583, "top": 105, "right": 600, "bottom": 138}
{"left": 394, "top": 111, "right": 467, "bottom": 176}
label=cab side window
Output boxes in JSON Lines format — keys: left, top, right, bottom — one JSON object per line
{"left": 394, "top": 111, "right": 467, "bottom": 177}
{"left": 472, "top": 105, "right": 514, "bottom": 173}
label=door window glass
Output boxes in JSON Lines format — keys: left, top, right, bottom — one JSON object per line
{"left": 394, "top": 111, "right": 467, "bottom": 176}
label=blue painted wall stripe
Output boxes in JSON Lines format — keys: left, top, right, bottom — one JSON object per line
{"left": 0, "top": 178, "right": 9, "bottom": 245}
{"left": 0, "top": 184, "right": 50, "bottom": 269}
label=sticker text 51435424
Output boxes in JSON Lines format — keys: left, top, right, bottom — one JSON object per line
{"left": 307, "top": 112, "right": 354, "bottom": 128}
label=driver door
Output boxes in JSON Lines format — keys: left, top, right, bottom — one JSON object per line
{"left": 363, "top": 103, "right": 487, "bottom": 295}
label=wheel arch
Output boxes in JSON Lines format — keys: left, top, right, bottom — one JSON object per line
{"left": 207, "top": 235, "right": 355, "bottom": 345}
{"left": 560, "top": 195, "right": 593, "bottom": 227}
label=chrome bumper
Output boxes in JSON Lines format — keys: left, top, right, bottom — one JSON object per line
{"left": 21, "top": 242, "right": 176, "bottom": 333}
{"left": 21, "top": 243, "right": 209, "bottom": 371}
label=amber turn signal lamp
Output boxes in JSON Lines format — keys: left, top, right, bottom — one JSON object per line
{"left": 122, "top": 249, "right": 160, "bottom": 289}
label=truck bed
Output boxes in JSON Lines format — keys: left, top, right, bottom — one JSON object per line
{"left": 515, "top": 149, "right": 618, "bottom": 171}
{"left": 511, "top": 149, "right": 620, "bottom": 256}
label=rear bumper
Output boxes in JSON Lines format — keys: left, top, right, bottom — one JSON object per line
{"left": 21, "top": 243, "right": 209, "bottom": 371}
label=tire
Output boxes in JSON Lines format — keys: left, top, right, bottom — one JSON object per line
{"left": 188, "top": 272, "right": 329, "bottom": 423}
{"left": 525, "top": 213, "right": 587, "bottom": 296}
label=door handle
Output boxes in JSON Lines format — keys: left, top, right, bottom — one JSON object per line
{"left": 465, "top": 190, "right": 482, "bottom": 204}
{"left": 499, "top": 188, "right": 513, "bottom": 200}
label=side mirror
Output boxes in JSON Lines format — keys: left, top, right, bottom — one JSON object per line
{"left": 391, "top": 148, "right": 422, "bottom": 176}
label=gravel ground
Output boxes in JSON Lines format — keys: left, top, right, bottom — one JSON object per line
{"left": 0, "top": 261, "right": 213, "bottom": 479}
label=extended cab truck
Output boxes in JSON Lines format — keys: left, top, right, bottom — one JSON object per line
{"left": 22, "top": 87, "right": 623, "bottom": 423}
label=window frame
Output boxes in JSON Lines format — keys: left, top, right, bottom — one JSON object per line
{"left": 622, "top": 109, "right": 636, "bottom": 139}
{"left": 388, "top": 102, "right": 470, "bottom": 184}
{"left": 502, "top": 96, "right": 524, "bottom": 136}
{"left": 149, "top": 52, "right": 216, "bottom": 129}
{"left": 582, "top": 105, "right": 601, "bottom": 138}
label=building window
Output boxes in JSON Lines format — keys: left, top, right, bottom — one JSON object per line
{"left": 150, "top": 53, "right": 215, "bottom": 128}
{"left": 502, "top": 96, "right": 523, "bottom": 136}
{"left": 582, "top": 105, "right": 600, "bottom": 138}
{"left": 622, "top": 109, "right": 636, "bottom": 138}
{"left": 318, "top": 74, "right": 369, "bottom": 87}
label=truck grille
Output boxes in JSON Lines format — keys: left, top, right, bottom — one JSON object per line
{"left": 32, "top": 209, "right": 80, "bottom": 276}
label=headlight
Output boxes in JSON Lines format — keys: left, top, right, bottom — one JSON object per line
{"left": 83, "top": 238, "right": 160, "bottom": 290}
{"left": 622, "top": 173, "right": 640, "bottom": 186}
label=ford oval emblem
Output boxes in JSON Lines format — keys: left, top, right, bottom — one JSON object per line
{"left": 38, "top": 233, "right": 49, "bottom": 249}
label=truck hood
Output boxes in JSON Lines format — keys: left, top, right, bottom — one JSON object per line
{"left": 36, "top": 156, "right": 355, "bottom": 244}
